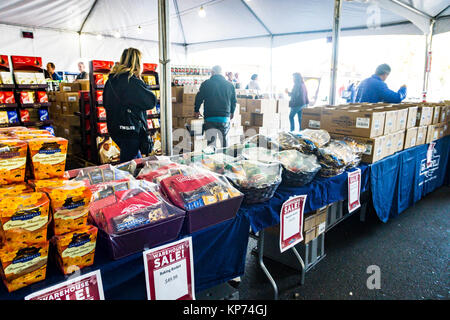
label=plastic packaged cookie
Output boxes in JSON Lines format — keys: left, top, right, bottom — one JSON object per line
{"left": 53, "top": 225, "right": 97, "bottom": 275}
{"left": 0, "top": 139, "right": 28, "bottom": 185}
{"left": 27, "top": 137, "right": 68, "bottom": 179}
{"left": 0, "top": 192, "right": 50, "bottom": 244}
{"left": 290, "top": 129, "right": 331, "bottom": 154}
{"left": 0, "top": 240, "right": 49, "bottom": 292}
{"left": 74, "top": 164, "right": 133, "bottom": 186}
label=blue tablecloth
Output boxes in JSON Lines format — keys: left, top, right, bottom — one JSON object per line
{"left": 0, "top": 211, "right": 250, "bottom": 300}
{"left": 240, "top": 164, "right": 370, "bottom": 233}
{"left": 370, "top": 135, "right": 450, "bottom": 223}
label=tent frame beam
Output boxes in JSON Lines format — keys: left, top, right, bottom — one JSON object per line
{"left": 389, "top": 0, "right": 433, "bottom": 20}
{"left": 173, "top": 0, "right": 187, "bottom": 45}
{"left": 240, "top": 0, "right": 272, "bottom": 36}
{"left": 329, "top": 0, "right": 342, "bottom": 106}
{"left": 79, "top": 0, "right": 99, "bottom": 33}
{"left": 435, "top": 5, "right": 450, "bottom": 18}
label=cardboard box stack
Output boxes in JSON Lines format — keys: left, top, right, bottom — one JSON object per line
{"left": 305, "top": 101, "right": 449, "bottom": 164}
{"left": 49, "top": 82, "right": 82, "bottom": 156}
{"left": 303, "top": 205, "right": 328, "bottom": 244}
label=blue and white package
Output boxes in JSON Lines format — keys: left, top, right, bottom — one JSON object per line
{"left": 42, "top": 125, "right": 55, "bottom": 136}
{"left": 38, "top": 108, "right": 49, "bottom": 121}
{"left": 156, "top": 103, "right": 161, "bottom": 114}
{"left": 7, "top": 110, "right": 18, "bottom": 124}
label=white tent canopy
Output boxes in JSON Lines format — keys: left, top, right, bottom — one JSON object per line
{"left": 0, "top": 0, "right": 449, "bottom": 70}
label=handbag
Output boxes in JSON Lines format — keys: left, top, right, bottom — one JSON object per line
{"left": 107, "top": 81, "right": 154, "bottom": 156}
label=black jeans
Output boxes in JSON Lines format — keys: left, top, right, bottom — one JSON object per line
{"left": 203, "top": 121, "right": 230, "bottom": 148}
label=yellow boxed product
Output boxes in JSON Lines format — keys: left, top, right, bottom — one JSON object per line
{"left": 0, "top": 183, "right": 33, "bottom": 197}
{"left": 0, "top": 192, "right": 50, "bottom": 244}
{"left": 53, "top": 225, "right": 97, "bottom": 275}
{"left": 0, "top": 72, "right": 14, "bottom": 84}
{"left": 0, "top": 241, "right": 49, "bottom": 292}
{"left": 27, "top": 137, "right": 68, "bottom": 179}
{"left": 0, "top": 139, "right": 28, "bottom": 185}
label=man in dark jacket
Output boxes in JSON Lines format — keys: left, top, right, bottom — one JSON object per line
{"left": 356, "top": 64, "right": 407, "bottom": 103}
{"left": 194, "top": 65, "right": 237, "bottom": 148}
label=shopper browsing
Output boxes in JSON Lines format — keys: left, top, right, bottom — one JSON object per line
{"left": 103, "top": 47, "right": 156, "bottom": 163}
{"left": 76, "top": 62, "right": 88, "bottom": 80}
{"left": 194, "top": 65, "right": 237, "bottom": 148}
{"left": 285, "top": 73, "right": 309, "bottom": 131}
{"left": 46, "top": 62, "right": 62, "bottom": 81}
{"left": 246, "top": 74, "right": 261, "bottom": 91}
{"left": 355, "top": 64, "right": 407, "bottom": 103}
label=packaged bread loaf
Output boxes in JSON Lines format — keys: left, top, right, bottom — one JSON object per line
{"left": 0, "top": 192, "right": 50, "bottom": 244}
{"left": 53, "top": 225, "right": 97, "bottom": 275}
{"left": 0, "top": 241, "right": 49, "bottom": 292}
{"left": 0, "top": 139, "right": 28, "bottom": 185}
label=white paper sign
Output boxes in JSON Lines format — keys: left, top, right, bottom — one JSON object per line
{"left": 25, "top": 270, "right": 104, "bottom": 300}
{"left": 143, "top": 237, "right": 195, "bottom": 300}
{"left": 348, "top": 169, "right": 361, "bottom": 213}
{"left": 426, "top": 142, "right": 435, "bottom": 168}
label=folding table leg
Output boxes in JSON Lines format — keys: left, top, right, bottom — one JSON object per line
{"left": 257, "top": 230, "right": 278, "bottom": 300}
{"left": 291, "top": 247, "right": 305, "bottom": 285}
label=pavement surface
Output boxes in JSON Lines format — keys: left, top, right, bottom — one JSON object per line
{"left": 238, "top": 186, "right": 450, "bottom": 300}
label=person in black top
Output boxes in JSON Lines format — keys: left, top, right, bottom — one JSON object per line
{"left": 194, "top": 65, "right": 237, "bottom": 148}
{"left": 75, "top": 62, "right": 88, "bottom": 80}
{"left": 103, "top": 48, "right": 156, "bottom": 163}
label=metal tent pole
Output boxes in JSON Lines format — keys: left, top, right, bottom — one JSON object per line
{"left": 329, "top": 0, "right": 342, "bottom": 106}
{"left": 158, "top": 0, "right": 173, "bottom": 156}
{"left": 422, "top": 19, "right": 435, "bottom": 102}
{"left": 270, "top": 35, "right": 274, "bottom": 96}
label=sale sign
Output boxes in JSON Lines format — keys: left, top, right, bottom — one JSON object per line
{"left": 279, "top": 195, "right": 306, "bottom": 253}
{"left": 426, "top": 142, "right": 436, "bottom": 168}
{"left": 347, "top": 168, "right": 361, "bottom": 213}
{"left": 24, "top": 270, "right": 104, "bottom": 300}
{"left": 143, "top": 237, "right": 195, "bottom": 300}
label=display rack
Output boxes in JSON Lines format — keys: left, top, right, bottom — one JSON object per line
{"left": 142, "top": 62, "right": 162, "bottom": 155}
{"left": 75, "top": 90, "right": 93, "bottom": 161}
{"left": 171, "top": 65, "right": 211, "bottom": 86}
{"left": 0, "top": 55, "right": 19, "bottom": 126}
{"left": 10, "top": 55, "right": 52, "bottom": 130}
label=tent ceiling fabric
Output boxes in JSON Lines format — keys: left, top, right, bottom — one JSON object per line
{"left": 0, "top": 0, "right": 449, "bottom": 46}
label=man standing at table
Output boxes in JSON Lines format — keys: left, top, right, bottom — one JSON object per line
{"left": 194, "top": 65, "right": 237, "bottom": 148}
{"left": 355, "top": 64, "right": 407, "bottom": 103}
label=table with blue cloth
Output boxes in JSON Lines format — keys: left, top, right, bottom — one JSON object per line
{"left": 0, "top": 211, "right": 251, "bottom": 300}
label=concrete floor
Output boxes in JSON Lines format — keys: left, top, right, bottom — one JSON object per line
{"left": 238, "top": 186, "right": 450, "bottom": 300}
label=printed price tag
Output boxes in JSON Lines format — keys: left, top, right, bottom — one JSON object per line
{"left": 279, "top": 195, "right": 306, "bottom": 253}
{"left": 426, "top": 142, "right": 435, "bottom": 168}
{"left": 25, "top": 270, "right": 104, "bottom": 300}
{"left": 143, "top": 237, "right": 195, "bottom": 300}
{"left": 348, "top": 169, "right": 361, "bottom": 213}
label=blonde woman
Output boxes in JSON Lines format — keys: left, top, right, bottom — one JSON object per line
{"left": 103, "top": 48, "right": 156, "bottom": 162}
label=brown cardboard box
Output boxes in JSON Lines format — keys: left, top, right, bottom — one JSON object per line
{"left": 331, "top": 133, "right": 385, "bottom": 163}
{"left": 75, "top": 79, "right": 90, "bottom": 91}
{"left": 239, "top": 104, "right": 247, "bottom": 113}
{"left": 182, "top": 93, "right": 196, "bottom": 106}
{"left": 396, "top": 130, "right": 405, "bottom": 152}
{"left": 404, "top": 127, "right": 418, "bottom": 149}
{"left": 321, "top": 107, "right": 385, "bottom": 138}
{"left": 432, "top": 106, "right": 441, "bottom": 124}
{"left": 304, "top": 228, "right": 317, "bottom": 244}
{"left": 62, "top": 101, "right": 79, "bottom": 115}
{"left": 440, "top": 105, "right": 448, "bottom": 123}
{"left": 384, "top": 133, "right": 395, "bottom": 157}
{"left": 406, "top": 106, "right": 418, "bottom": 129}
{"left": 436, "top": 123, "right": 445, "bottom": 139}
{"left": 277, "top": 99, "right": 290, "bottom": 113}
{"left": 382, "top": 108, "right": 398, "bottom": 135}
{"left": 416, "top": 126, "right": 427, "bottom": 145}
{"left": 304, "top": 214, "right": 316, "bottom": 232}
{"left": 59, "top": 82, "right": 81, "bottom": 92}
{"left": 171, "top": 86, "right": 184, "bottom": 103}
{"left": 301, "top": 106, "right": 322, "bottom": 129}
{"left": 416, "top": 106, "right": 433, "bottom": 126}
{"left": 393, "top": 107, "right": 408, "bottom": 131}
{"left": 172, "top": 103, "right": 194, "bottom": 117}
{"left": 246, "top": 99, "right": 277, "bottom": 114}
{"left": 237, "top": 98, "right": 247, "bottom": 111}
{"left": 241, "top": 112, "right": 252, "bottom": 126}
{"left": 56, "top": 92, "right": 79, "bottom": 103}
{"left": 252, "top": 113, "right": 279, "bottom": 127}
{"left": 177, "top": 117, "right": 196, "bottom": 128}
{"left": 426, "top": 124, "right": 439, "bottom": 143}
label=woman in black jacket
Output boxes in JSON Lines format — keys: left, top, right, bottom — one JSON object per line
{"left": 103, "top": 48, "right": 156, "bottom": 163}
{"left": 285, "top": 73, "right": 309, "bottom": 131}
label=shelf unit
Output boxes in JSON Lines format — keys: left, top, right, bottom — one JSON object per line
{"left": 0, "top": 55, "right": 20, "bottom": 126}
{"left": 9, "top": 55, "right": 52, "bottom": 130}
